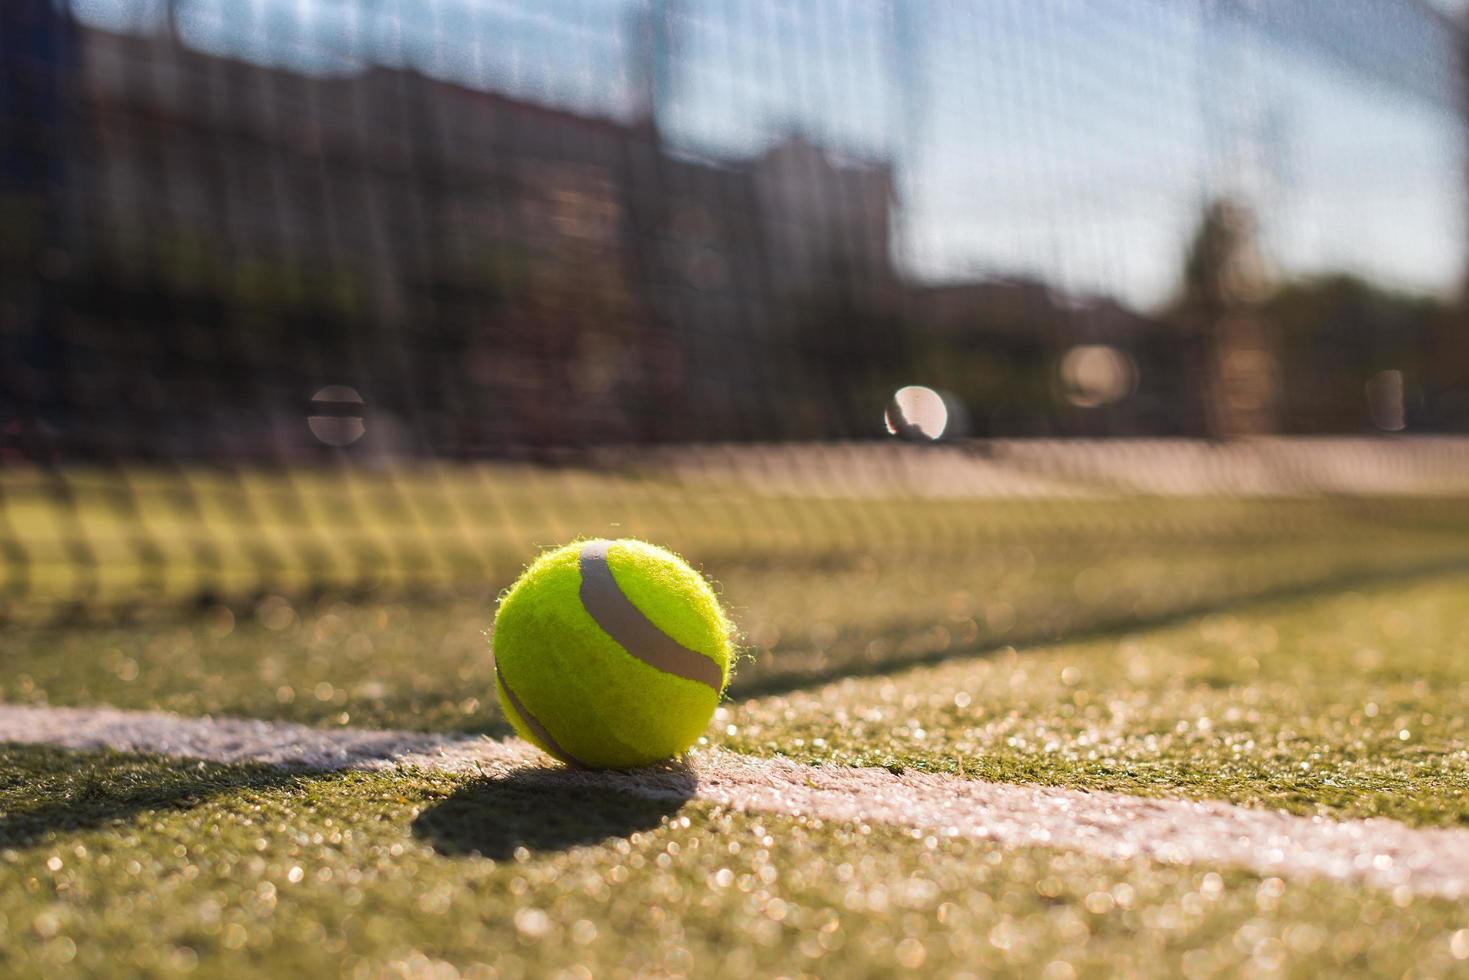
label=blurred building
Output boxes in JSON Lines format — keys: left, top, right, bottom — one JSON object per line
{"left": 44, "top": 24, "right": 910, "bottom": 454}
{"left": 3, "top": 11, "right": 1466, "bottom": 457}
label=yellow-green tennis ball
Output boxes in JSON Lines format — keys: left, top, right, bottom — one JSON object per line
{"left": 493, "top": 538, "right": 734, "bottom": 769}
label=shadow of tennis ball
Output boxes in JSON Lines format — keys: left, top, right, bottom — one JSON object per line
{"left": 412, "top": 764, "right": 697, "bottom": 859}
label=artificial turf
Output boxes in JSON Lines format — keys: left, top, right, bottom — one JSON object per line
{"left": 4, "top": 545, "right": 1468, "bottom": 826}
{"left": 2, "top": 747, "right": 1467, "bottom": 979}
{"left": 4, "top": 480, "right": 1469, "bottom": 975}
{"left": 725, "top": 569, "right": 1469, "bottom": 827}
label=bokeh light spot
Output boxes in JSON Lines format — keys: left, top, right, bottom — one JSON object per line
{"left": 885, "top": 386, "right": 949, "bottom": 440}
{"left": 308, "top": 385, "right": 366, "bottom": 447}
{"left": 1059, "top": 346, "right": 1136, "bottom": 408}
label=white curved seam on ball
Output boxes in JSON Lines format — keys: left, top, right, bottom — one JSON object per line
{"left": 577, "top": 540, "right": 724, "bottom": 690}
{"left": 495, "top": 661, "right": 589, "bottom": 769}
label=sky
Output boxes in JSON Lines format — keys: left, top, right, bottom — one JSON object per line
{"left": 68, "top": 0, "right": 1469, "bottom": 310}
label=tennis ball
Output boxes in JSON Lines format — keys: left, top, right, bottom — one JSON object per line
{"left": 492, "top": 538, "right": 734, "bottom": 769}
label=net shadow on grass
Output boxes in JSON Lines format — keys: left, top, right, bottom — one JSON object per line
{"left": 725, "top": 554, "right": 1469, "bottom": 702}
{"left": 413, "top": 764, "right": 696, "bottom": 860}
{"left": 0, "top": 744, "right": 310, "bottom": 850}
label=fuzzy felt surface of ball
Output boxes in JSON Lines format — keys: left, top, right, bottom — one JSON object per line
{"left": 492, "top": 538, "right": 734, "bottom": 769}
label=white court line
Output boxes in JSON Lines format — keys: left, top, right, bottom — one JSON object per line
{"left": 2, "top": 703, "right": 1467, "bottom": 899}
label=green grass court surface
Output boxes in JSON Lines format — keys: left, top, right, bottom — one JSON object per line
{"left": 2, "top": 465, "right": 1469, "bottom": 977}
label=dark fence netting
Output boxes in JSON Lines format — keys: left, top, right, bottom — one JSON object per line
{"left": 3, "top": 0, "right": 1469, "bottom": 621}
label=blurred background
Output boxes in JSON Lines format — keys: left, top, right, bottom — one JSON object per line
{"left": 4, "top": 0, "right": 1469, "bottom": 631}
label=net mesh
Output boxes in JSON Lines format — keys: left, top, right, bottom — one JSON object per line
{"left": 2, "top": 0, "right": 1468, "bottom": 627}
